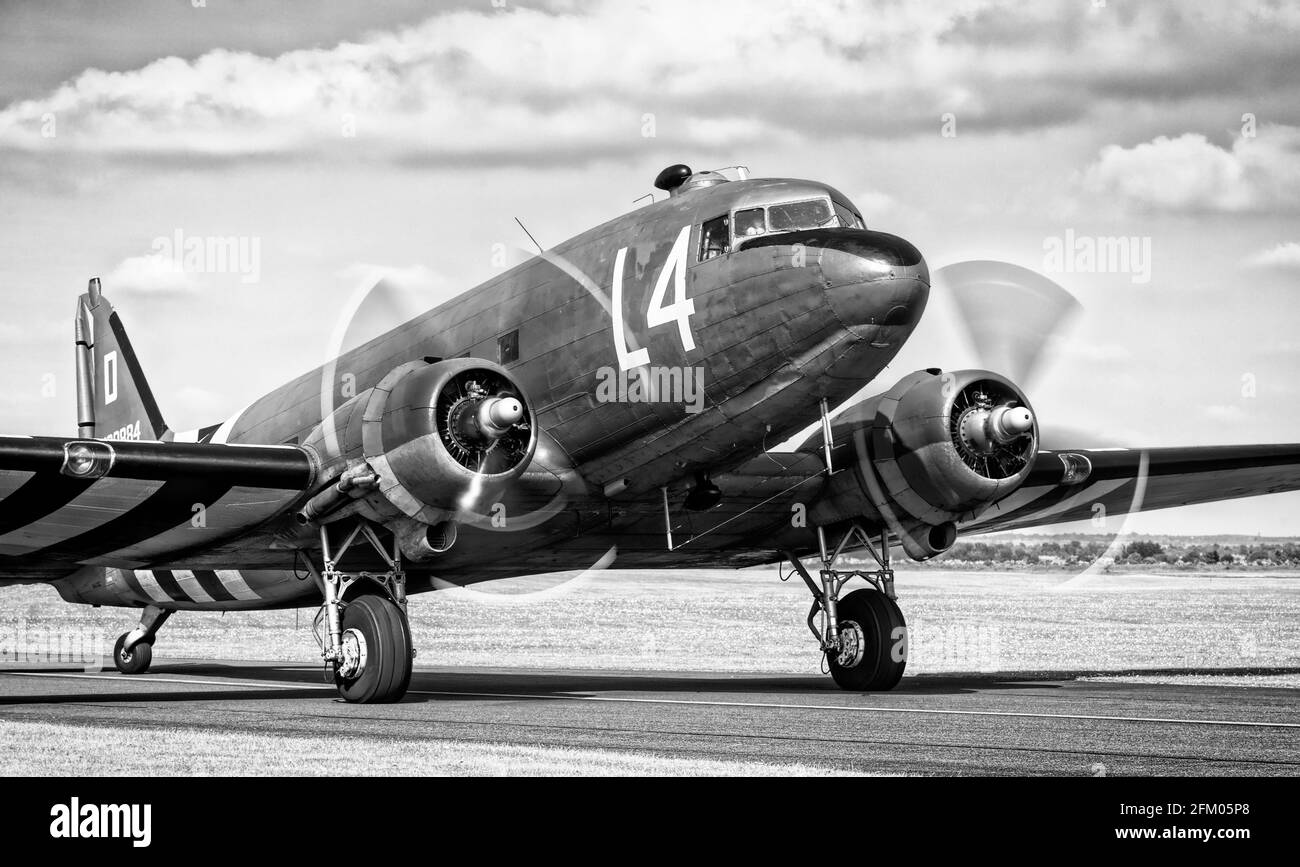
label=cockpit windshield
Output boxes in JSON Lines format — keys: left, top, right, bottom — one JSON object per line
{"left": 696, "top": 194, "right": 866, "bottom": 262}
{"left": 768, "top": 199, "right": 834, "bottom": 232}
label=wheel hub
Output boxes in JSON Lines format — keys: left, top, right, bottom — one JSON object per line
{"left": 835, "top": 620, "right": 866, "bottom": 668}
{"left": 337, "top": 628, "right": 368, "bottom": 679}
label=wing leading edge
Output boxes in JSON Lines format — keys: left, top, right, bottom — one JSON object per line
{"left": 963, "top": 444, "right": 1300, "bottom": 535}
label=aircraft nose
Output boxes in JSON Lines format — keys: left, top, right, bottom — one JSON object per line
{"left": 818, "top": 230, "right": 930, "bottom": 333}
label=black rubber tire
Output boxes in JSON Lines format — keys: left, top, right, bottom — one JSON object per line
{"left": 826, "top": 588, "right": 907, "bottom": 691}
{"left": 334, "top": 593, "right": 413, "bottom": 704}
{"left": 113, "top": 633, "right": 153, "bottom": 675}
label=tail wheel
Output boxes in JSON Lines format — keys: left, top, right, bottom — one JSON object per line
{"left": 334, "top": 593, "right": 413, "bottom": 704}
{"left": 827, "top": 588, "right": 907, "bottom": 691}
{"left": 113, "top": 633, "right": 153, "bottom": 675}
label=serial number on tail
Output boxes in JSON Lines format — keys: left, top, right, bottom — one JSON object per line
{"left": 103, "top": 420, "right": 143, "bottom": 441}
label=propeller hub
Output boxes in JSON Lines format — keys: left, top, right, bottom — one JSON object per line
{"left": 483, "top": 396, "right": 524, "bottom": 429}
{"left": 994, "top": 406, "right": 1034, "bottom": 440}
{"left": 958, "top": 403, "right": 1035, "bottom": 456}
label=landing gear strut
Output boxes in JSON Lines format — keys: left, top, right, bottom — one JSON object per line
{"left": 784, "top": 523, "right": 907, "bottom": 691}
{"left": 113, "top": 604, "right": 172, "bottom": 675}
{"left": 308, "top": 521, "right": 413, "bottom": 703}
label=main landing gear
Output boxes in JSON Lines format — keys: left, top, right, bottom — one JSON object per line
{"left": 784, "top": 523, "right": 907, "bottom": 691}
{"left": 308, "top": 521, "right": 413, "bottom": 704}
{"left": 113, "top": 604, "right": 172, "bottom": 675}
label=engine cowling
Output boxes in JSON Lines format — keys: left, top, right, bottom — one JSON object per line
{"left": 301, "top": 358, "right": 537, "bottom": 536}
{"left": 810, "top": 368, "right": 1038, "bottom": 559}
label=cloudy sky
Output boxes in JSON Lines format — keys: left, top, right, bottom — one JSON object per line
{"left": 1, "top": 0, "right": 1298, "bottom": 534}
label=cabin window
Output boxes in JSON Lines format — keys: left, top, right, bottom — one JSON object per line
{"left": 768, "top": 199, "right": 833, "bottom": 232}
{"left": 734, "top": 207, "right": 766, "bottom": 239}
{"left": 498, "top": 330, "right": 519, "bottom": 364}
{"left": 699, "top": 215, "right": 730, "bottom": 260}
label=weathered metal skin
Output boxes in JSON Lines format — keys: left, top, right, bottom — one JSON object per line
{"left": 163, "top": 177, "right": 926, "bottom": 572}
{"left": 217, "top": 179, "right": 927, "bottom": 483}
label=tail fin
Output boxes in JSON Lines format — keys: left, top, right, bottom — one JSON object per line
{"left": 75, "top": 277, "right": 168, "bottom": 441}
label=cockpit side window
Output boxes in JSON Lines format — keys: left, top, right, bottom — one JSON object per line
{"left": 833, "top": 201, "right": 865, "bottom": 229}
{"left": 699, "top": 214, "right": 731, "bottom": 261}
{"left": 734, "top": 207, "right": 766, "bottom": 239}
{"left": 768, "top": 199, "right": 833, "bottom": 232}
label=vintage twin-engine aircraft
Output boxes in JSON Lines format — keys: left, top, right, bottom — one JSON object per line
{"left": 3, "top": 163, "right": 1299, "bottom": 702}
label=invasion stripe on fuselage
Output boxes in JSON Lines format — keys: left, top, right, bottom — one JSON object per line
{"left": 171, "top": 570, "right": 214, "bottom": 604}
{"left": 191, "top": 569, "right": 236, "bottom": 603}
{"left": 171, "top": 424, "right": 222, "bottom": 444}
{"left": 26, "top": 478, "right": 235, "bottom": 562}
{"left": 0, "top": 474, "right": 96, "bottom": 537}
{"left": 112, "top": 567, "right": 144, "bottom": 599}
{"left": 131, "top": 570, "right": 174, "bottom": 605}
{"left": 151, "top": 569, "right": 186, "bottom": 600}
{"left": 117, "top": 567, "right": 257, "bottom": 605}
{"left": 210, "top": 406, "right": 249, "bottom": 445}
{"left": 215, "top": 569, "right": 259, "bottom": 601}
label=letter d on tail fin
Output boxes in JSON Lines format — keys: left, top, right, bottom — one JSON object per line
{"left": 75, "top": 277, "right": 167, "bottom": 441}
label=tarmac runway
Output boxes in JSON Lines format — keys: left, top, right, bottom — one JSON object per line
{"left": 1, "top": 661, "right": 1297, "bottom": 775}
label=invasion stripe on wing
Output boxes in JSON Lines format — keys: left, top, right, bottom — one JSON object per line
{"left": 28, "top": 478, "right": 235, "bottom": 562}
{"left": 0, "top": 474, "right": 97, "bottom": 537}
{"left": 1007, "top": 478, "right": 1131, "bottom": 526}
{"left": 964, "top": 485, "right": 1056, "bottom": 528}
{"left": 972, "top": 476, "right": 1136, "bottom": 529}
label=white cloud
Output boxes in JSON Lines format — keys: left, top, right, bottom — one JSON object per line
{"left": 1079, "top": 127, "right": 1300, "bottom": 214}
{"left": 1243, "top": 241, "right": 1300, "bottom": 270}
{"left": 4, "top": 1, "right": 1300, "bottom": 167}
{"left": 106, "top": 253, "right": 201, "bottom": 294}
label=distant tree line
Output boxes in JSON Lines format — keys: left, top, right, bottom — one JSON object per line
{"left": 891, "top": 539, "right": 1300, "bottom": 568}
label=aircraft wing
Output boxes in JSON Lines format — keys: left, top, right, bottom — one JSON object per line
{"left": 0, "top": 435, "right": 315, "bottom": 577}
{"left": 961, "top": 444, "right": 1300, "bottom": 535}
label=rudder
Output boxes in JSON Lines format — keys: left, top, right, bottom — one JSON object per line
{"left": 75, "top": 277, "right": 167, "bottom": 441}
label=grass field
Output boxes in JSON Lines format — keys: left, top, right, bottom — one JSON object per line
{"left": 3, "top": 567, "right": 1297, "bottom": 682}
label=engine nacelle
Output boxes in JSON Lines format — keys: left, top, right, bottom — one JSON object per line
{"left": 811, "top": 368, "right": 1038, "bottom": 559}
{"left": 301, "top": 358, "right": 536, "bottom": 532}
